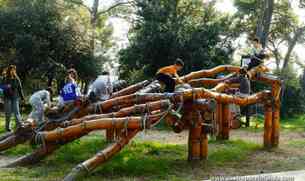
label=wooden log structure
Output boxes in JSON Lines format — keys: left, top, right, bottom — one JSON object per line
{"left": 110, "top": 80, "right": 150, "bottom": 98}
{"left": 0, "top": 64, "right": 283, "bottom": 180}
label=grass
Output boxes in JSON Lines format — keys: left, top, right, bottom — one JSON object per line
{"left": 0, "top": 114, "right": 304, "bottom": 180}
{"left": 0, "top": 137, "right": 261, "bottom": 181}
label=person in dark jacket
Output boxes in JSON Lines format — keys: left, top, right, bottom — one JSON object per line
{"left": 241, "top": 37, "right": 268, "bottom": 70}
{"left": 1, "top": 65, "right": 25, "bottom": 131}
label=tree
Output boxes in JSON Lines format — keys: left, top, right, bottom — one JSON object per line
{"left": 62, "top": 0, "right": 133, "bottom": 54}
{"left": 119, "top": 0, "right": 236, "bottom": 81}
{"left": 234, "top": 0, "right": 305, "bottom": 74}
{"left": 255, "top": 0, "right": 274, "bottom": 48}
{"left": 0, "top": 0, "right": 103, "bottom": 91}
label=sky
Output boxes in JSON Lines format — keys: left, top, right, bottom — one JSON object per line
{"left": 84, "top": 0, "right": 305, "bottom": 73}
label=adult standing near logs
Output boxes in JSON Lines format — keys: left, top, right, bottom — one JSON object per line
{"left": 155, "top": 58, "right": 184, "bottom": 92}
{"left": 1, "top": 65, "right": 25, "bottom": 132}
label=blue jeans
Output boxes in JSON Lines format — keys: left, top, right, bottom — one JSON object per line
{"left": 4, "top": 97, "right": 22, "bottom": 131}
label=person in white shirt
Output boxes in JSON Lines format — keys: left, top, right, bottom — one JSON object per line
{"left": 29, "top": 88, "right": 52, "bottom": 125}
{"left": 87, "top": 71, "right": 113, "bottom": 102}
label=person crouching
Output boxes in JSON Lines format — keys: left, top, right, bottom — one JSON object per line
{"left": 156, "top": 58, "right": 184, "bottom": 93}
{"left": 29, "top": 88, "right": 52, "bottom": 126}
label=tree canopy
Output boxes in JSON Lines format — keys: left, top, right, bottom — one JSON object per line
{"left": 0, "top": 0, "right": 105, "bottom": 90}
{"left": 119, "top": 0, "right": 237, "bottom": 82}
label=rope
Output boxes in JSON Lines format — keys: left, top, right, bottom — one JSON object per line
{"left": 124, "top": 117, "right": 129, "bottom": 137}
{"left": 141, "top": 113, "right": 148, "bottom": 131}
{"left": 134, "top": 104, "right": 140, "bottom": 114}
{"left": 34, "top": 132, "right": 46, "bottom": 150}
{"left": 94, "top": 103, "right": 103, "bottom": 114}
{"left": 35, "top": 121, "right": 47, "bottom": 132}
{"left": 135, "top": 93, "right": 140, "bottom": 105}
{"left": 113, "top": 98, "right": 120, "bottom": 111}
{"left": 81, "top": 122, "right": 87, "bottom": 130}
{"left": 150, "top": 103, "right": 173, "bottom": 128}
{"left": 145, "top": 103, "right": 150, "bottom": 115}
{"left": 78, "top": 163, "right": 90, "bottom": 173}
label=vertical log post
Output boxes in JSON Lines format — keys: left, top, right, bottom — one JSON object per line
{"left": 271, "top": 104, "right": 280, "bottom": 147}
{"left": 200, "top": 130, "right": 208, "bottom": 160}
{"left": 216, "top": 103, "right": 223, "bottom": 140}
{"left": 188, "top": 111, "right": 204, "bottom": 162}
{"left": 264, "top": 104, "right": 272, "bottom": 148}
{"left": 106, "top": 129, "right": 115, "bottom": 142}
{"left": 221, "top": 104, "right": 230, "bottom": 140}
{"left": 271, "top": 83, "right": 281, "bottom": 147}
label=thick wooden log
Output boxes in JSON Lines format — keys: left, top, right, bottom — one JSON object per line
{"left": 181, "top": 65, "right": 241, "bottom": 83}
{"left": 63, "top": 129, "right": 139, "bottom": 181}
{"left": 0, "top": 128, "right": 34, "bottom": 152}
{"left": 5, "top": 144, "right": 59, "bottom": 167}
{"left": 264, "top": 105, "right": 273, "bottom": 148}
{"left": 192, "top": 99, "right": 216, "bottom": 112}
{"left": 216, "top": 103, "right": 223, "bottom": 140}
{"left": 247, "top": 65, "right": 269, "bottom": 79}
{"left": 254, "top": 73, "right": 281, "bottom": 86}
{"left": 177, "top": 88, "right": 271, "bottom": 106}
{"left": 40, "top": 114, "right": 166, "bottom": 143}
{"left": 81, "top": 93, "right": 169, "bottom": 118}
{"left": 60, "top": 100, "right": 171, "bottom": 128}
{"left": 221, "top": 104, "right": 230, "bottom": 140}
{"left": 4, "top": 131, "right": 90, "bottom": 167}
{"left": 200, "top": 132, "right": 208, "bottom": 160}
{"left": 111, "top": 80, "right": 150, "bottom": 98}
{"left": 188, "top": 111, "right": 206, "bottom": 161}
{"left": 188, "top": 74, "right": 235, "bottom": 87}
{"left": 271, "top": 103, "right": 280, "bottom": 147}
{"left": 211, "top": 82, "right": 240, "bottom": 92}
{"left": 137, "top": 80, "right": 162, "bottom": 93}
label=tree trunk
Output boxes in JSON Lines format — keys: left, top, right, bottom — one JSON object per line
{"left": 90, "top": 0, "right": 99, "bottom": 54}
{"left": 256, "top": 0, "right": 274, "bottom": 48}
{"left": 281, "top": 26, "right": 305, "bottom": 74}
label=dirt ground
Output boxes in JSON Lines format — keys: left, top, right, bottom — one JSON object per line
{"left": 135, "top": 128, "right": 305, "bottom": 145}
{"left": 0, "top": 128, "right": 304, "bottom": 180}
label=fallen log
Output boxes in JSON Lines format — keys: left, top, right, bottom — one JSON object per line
{"left": 63, "top": 129, "right": 139, "bottom": 181}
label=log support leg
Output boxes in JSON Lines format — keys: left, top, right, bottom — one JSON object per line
{"left": 271, "top": 102, "right": 280, "bottom": 147}
{"left": 63, "top": 129, "right": 139, "bottom": 181}
{"left": 200, "top": 130, "right": 208, "bottom": 160}
{"left": 188, "top": 111, "right": 207, "bottom": 162}
{"left": 106, "top": 129, "right": 115, "bottom": 142}
{"left": 271, "top": 83, "right": 281, "bottom": 148}
{"left": 264, "top": 105, "right": 272, "bottom": 148}
{"left": 216, "top": 103, "right": 223, "bottom": 140}
{"left": 221, "top": 104, "right": 230, "bottom": 140}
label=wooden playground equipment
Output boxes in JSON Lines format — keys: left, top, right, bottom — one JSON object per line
{"left": 0, "top": 65, "right": 282, "bottom": 180}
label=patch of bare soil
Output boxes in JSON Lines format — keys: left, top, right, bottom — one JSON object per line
{"left": 0, "top": 155, "right": 16, "bottom": 167}
{"left": 135, "top": 128, "right": 305, "bottom": 177}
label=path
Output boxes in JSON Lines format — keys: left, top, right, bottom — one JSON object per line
{"left": 204, "top": 170, "right": 305, "bottom": 181}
